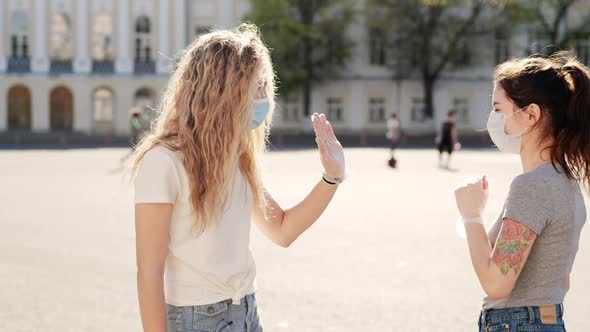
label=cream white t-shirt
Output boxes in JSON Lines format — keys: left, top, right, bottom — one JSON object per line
{"left": 134, "top": 145, "right": 256, "bottom": 306}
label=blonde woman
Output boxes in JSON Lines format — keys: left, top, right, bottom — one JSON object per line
{"left": 128, "top": 24, "right": 346, "bottom": 332}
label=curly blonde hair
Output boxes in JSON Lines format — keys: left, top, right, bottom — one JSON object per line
{"left": 128, "top": 23, "right": 275, "bottom": 234}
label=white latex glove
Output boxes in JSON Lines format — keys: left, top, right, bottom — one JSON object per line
{"left": 454, "top": 176, "right": 489, "bottom": 224}
{"left": 312, "top": 113, "right": 346, "bottom": 179}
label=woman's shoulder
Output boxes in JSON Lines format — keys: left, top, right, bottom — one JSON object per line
{"left": 146, "top": 145, "right": 181, "bottom": 160}
{"left": 141, "top": 145, "right": 183, "bottom": 171}
{"left": 510, "top": 165, "right": 565, "bottom": 195}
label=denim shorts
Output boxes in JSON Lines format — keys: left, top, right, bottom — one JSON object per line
{"left": 166, "top": 293, "right": 262, "bottom": 332}
{"left": 479, "top": 304, "right": 565, "bottom": 332}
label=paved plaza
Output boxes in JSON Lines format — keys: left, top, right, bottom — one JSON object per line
{"left": 1, "top": 147, "right": 588, "bottom": 331}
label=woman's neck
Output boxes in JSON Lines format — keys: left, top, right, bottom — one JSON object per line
{"left": 520, "top": 136, "right": 553, "bottom": 173}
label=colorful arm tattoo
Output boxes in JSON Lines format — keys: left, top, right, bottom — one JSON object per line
{"left": 492, "top": 219, "right": 536, "bottom": 276}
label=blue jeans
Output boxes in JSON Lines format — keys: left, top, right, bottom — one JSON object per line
{"left": 166, "top": 294, "right": 262, "bottom": 332}
{"left": 479, "top": 304, "right": 565, "bottom": 332}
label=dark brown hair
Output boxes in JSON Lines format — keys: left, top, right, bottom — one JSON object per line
{"left": 495, "top": 51, "right": 590, "bottom": 191}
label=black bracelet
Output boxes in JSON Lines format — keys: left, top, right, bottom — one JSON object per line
{"left": 322, "top": 175, "right": 338, "bottom": 185}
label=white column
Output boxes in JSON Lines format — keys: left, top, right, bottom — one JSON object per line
{"left": 32, "top": 85, "right": 50, "bottom": 132}
{"left": 349, "top": 0, "right": 366, "bottom": 74}
{"left": 116, "top": 0, "right": 132, "bottom": 74}
{"left": 74, "top": 0, "right": 91, "bottom": 73}
{"left": 174, "top": 0, "right": 188, "bottom": 53}
{"left": 0, "top": 2, "right": 6, "bottom": 72}
{"left": 74, "top": 81, "right": 92, "bottom": 132}
{"left": 32, "top": 0, "right": 49, "bottom": 73}
{"left": 156, "top": 0, "right": 171, "bottom": 74}
{"left": 349, "top": 81, "right": 365, "bottom": 132}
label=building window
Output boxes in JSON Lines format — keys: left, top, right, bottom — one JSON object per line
{"left": 10, "top": 10, "right": 29, "bottom": 58}
{"left": 411, "top": 98, "right": 426, "bottom": 123}
{"left": 50, "top": 86, "right": 74, "bottom": 132}
{"left": 8, "top": 10, "right": 30, "bottom": 72}
{"left": 575, "top": 40, "right": 590, "bottom": 65}
{"left": 50, "top": 13, "right": 73, "bottom": 60}
{"left": 93, "top": 88, "right": 114, "bottom": 122}
{"left": 93, "top": 88, "right": 115, "bottom": 134}
{"left": 327, "top": 98, "right": 343, "bottom": 122}
{"left": 283, "top": 97, "right": 300, "bottom": 122}
{"left": 135, "top": 16, "right": 152, "bottom": 61}
{"left": 322, "top": 37, "right": 344, "bottom": 66}
{"left": 368, "top": 98, "right": 386, "bottom": 123}
{"left": 7, "top": 85, "right": 32, "bottom": 130}
{"left": 450, "top": 98, "right": 469, "bottom": 123}
{"left": 93, "top": 14, "right": 114, "bottom": 61}
{"left": 495, "top": 30, "right": 510, "bottom": 64}
{"left": 369, "top": 27, "right": 386, "bottom": 65}
{"left": 451, "top": 40, "right": 471, "bottom": 67}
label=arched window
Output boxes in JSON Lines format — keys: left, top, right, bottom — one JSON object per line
{"left": 94, "top": 88, "right": 114, "bottom": 121}
{"left": 93, "top": 88, "right": 115, "bottom": 134}
{"left": 7, "top": 85, "right": 32, "bottom": 130}
{"left": 50, "top": 86, "right": 74, "bottom": 131}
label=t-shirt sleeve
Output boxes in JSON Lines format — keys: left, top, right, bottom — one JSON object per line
{"left": 502, "top": 175, "right": 553, "bottom": 235}
{"left": 134, "top": 148, "right": 179, "bottom": 204}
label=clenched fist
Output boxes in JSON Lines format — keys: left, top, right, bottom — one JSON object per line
{"left": 454, "top": 176, "right": 489, "bottom": 224}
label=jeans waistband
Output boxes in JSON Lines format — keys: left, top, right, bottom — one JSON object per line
{"left": 219, "top": 293, "right": 256, "bottom": 306}
{"left": 480, "top": 304, "right": 564, "bottom": 326}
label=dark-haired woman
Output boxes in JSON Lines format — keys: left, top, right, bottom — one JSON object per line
{"left": 454, "top": 51, "right": 588, "bottom": 331}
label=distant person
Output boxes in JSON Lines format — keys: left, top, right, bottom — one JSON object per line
{"left": 386, "top": 113, "right": 400, "bottom": 167}
{"left": 454, "top": 51, "right": 589, "bottom": 332}
{"left": 129, "top": 108, "right": 144, "bottom": 150}
{"left": 128, "top": 24, "right": 346, "bottom": 332}
{"left": 437, "top": 111, "right": 458, "bottom": 169}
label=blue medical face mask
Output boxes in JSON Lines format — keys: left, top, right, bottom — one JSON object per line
{"left": 251, "top": 98, "right": 270, "bottom": 130}
{"left": 486, "top": 107, "right": 530, "bottom": 154}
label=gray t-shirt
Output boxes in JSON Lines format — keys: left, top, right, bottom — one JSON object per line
{"left": 483, "top": 163, "right": 586, "bottom": 309}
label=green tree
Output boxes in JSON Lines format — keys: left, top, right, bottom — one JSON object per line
{"left": 368, "top": 0, "right": 488, "bottom": 120}
{"left": 248, "top": 0, "right": 355, "bottom": 116}
{"left": 518, "top": 0, "right": 590, "bottom": 55}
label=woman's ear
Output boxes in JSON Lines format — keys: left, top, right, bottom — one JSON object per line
{"left": 255, "top": 82, "right": 267, "bottom": 99}
{"left": 527, "top": 103, "right": 542, "bottom": 126}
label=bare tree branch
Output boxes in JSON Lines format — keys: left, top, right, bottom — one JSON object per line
{"left": 432, "top": 1, "right": 483, "bottom": 78}
{"left": 535, "top": 3, "right": 552, "bottom": 36}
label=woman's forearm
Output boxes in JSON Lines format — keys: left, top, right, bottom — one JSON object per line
{"left": 464, "top": 222, "right": 497, "bottom": 294}
{"left": 137, "top": 272, "right": 167, "bottom": 332}
{"left": 278, "top": 179, "right": 338, "bottom": 246}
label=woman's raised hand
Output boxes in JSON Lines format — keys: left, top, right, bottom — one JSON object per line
{"left": 312, "top": 113, "right": 346, "bottom": 179}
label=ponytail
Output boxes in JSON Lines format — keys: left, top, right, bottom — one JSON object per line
{"left": 554, "top": 59, "right": 590, "bottom": 191}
